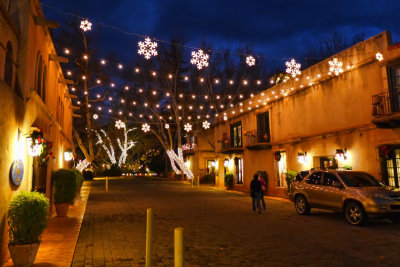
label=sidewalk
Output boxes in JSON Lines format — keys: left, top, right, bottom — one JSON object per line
{"left": 3, "top": 182, "right": 91, "bottom": 267}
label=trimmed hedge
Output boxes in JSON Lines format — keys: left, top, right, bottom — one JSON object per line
{"left": 224, "top": 172, "right": 234, "bottom": 187}
{"left": 8, "top": 191, "right": 49, "bottom": 245}
{"left": 52, "top": 169, "right": 78, "bottom": 204}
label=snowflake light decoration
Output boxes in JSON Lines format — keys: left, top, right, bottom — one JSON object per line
{"left": 285, "top": 59, "right": 301, "bottom": 78}
{"left": 328, "top": 58, "right": 343, "bottom": 76}
{"left": 80, "top": 19, "right": 92, "bottom": 32}
{"left": 190, "top": 49, "right": 209, "bottom": 70}
{"left": 115, "top": 120, "right": 125, "bottom": 129}
{"left": 376, "top": 52, "right": 383, "bottom": 62}
{"left": 184, "top": 123, "right": 192, "bottom": 132}
{"left": 93, "top": 114, "right": 98, "bottom": 120}
{"left": 246, "top": 55, "right": 256, "bottom": 66}
{"left": 202, "top": 120, "right": 210, "bottom": 129}
{"left": 138, "top": 37, "right": 158, "bottom": 60}
{"left": 165, "top": 124, "right": 170, "bottom": 129}
{"left": 142, "top": 123, "right": 151, "bottom": 133}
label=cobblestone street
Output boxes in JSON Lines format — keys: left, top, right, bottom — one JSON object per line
{"left": 72, "top": 177, "right": 400, "bottom": 267}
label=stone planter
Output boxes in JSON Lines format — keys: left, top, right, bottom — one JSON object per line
{"left": 9, "top": 243, "right": 40, "bottom": 267}
{"left": 55, "top": 203, "right": 69, "bottom": 217}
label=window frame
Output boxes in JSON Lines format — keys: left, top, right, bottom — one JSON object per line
{"left": 230, "top": 121, "right": 242, "bottom": 148}
{"left": 305, "top": 172, "right": 323, "bottom": 185}
{"left": 256, "top": 111, "right": 271, "bottom": 143}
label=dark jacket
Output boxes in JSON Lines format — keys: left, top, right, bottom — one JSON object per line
{"left": 250, "top": 179, "right": 262, "bottom": 197}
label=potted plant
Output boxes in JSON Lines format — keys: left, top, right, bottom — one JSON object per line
{"left": 8, "top": 191, "right": 49, "bottom": 267}
{"left": 52, "top": 169, "right": 78, "bottom": 217}
{"left": 286, "top": 170, "right": 298, "bottom": 193}
{"left": 224, "top": 172, "right": 234, "bottom": 189}
{"left": 73, "top": 169, "right": 84, "bottom": 193}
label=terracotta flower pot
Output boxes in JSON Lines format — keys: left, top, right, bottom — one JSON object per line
{"left": 55, "top": 203, "right": 69, "bottom": 217}
{"left": 9, "top": 243, "right": 40, "bottom": 267}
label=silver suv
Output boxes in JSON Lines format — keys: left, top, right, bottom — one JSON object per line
{"left": 289, "top": 170, "right": 400, "bottom": 226}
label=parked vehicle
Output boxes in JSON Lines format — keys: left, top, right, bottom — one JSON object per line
{"left": 289, "top": 170, "right": 400, "bottom": 226}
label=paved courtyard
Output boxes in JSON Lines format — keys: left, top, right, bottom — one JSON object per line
{"left": 72, "top": 177, "right": 400, "bottom": 267}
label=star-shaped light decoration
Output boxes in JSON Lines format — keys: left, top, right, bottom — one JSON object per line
{"left": 115, "top": 120, "right": 125, "bottom": 129}
{"left": 138, "top": 37, "right": 158, "bottom": 60}
{"left": 80, "top": 19, "right": 92, "bottom": 32}
{"left": 376, "top": 52, "right": 384, "bottom": 62}
{"left": 285, "top": 59, "right": 301, "bottom": 78}
{"left": 165, "top": 124, "right": 170, "bottom": 129}
{"left": 184, "top": 123, "right": 192, "bottom": 132}
{"left": 246, "top": 55, "right": 256, "bottom": 66}
{"left": 93, "top": 114, "right": 98, "bottom": 120}
{"left": 202, "top": 120, "right": 210, "bottom": 129}
{"left": 328, "top": 58, "right": 344, "bottom": 76}
{"left": 190, "top": 49, "right": 209, "bottom": 70}
{"left": 142, "top": 123, "right": 151, "bottom": 133}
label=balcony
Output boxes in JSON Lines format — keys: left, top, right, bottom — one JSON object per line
{"left": 245, "top": 130, "right": 272, "bottom": 150}
{"left": 221, "top": 137, "right": 244, "bottom": 154}
{"left": 372, "top": 91, "right": 400, "bottom": 128}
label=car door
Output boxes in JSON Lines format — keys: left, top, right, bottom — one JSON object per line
{"left": 321, "top": 172, "right": 345, "bottom": 211}
{"left": 304, "top": 172, "right": 324, "bottom": 207}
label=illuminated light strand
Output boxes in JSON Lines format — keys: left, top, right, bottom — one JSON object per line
{"left": 96, "top": 130, "right": 117, "bottom": 164}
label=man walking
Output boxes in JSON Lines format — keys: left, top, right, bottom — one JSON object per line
{"left": 250, "top": 174, "right": 263, "bottom": 213}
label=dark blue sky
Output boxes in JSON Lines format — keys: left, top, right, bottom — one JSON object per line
{"left": 43, "top": 0, "right": 400, "bottom": 71}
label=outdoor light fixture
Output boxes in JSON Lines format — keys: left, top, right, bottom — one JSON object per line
{"left": 224, "top": 159, "right": 229, "bottom": 167}
{"left": 64, "top": 150, "right": 73, "bottom": 161}
{"left": 297, "top": 152, "right": 309, "bottom": 164}
{"left": 335, "top": 149, "right": 347, "bottom": 162}
{"left": 27, "top": 138, "right": 41, "bottom": 157}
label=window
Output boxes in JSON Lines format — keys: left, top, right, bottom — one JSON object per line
{"left": 4, "top": 41, "right": 13, "bottom": 87}
{"left": 42, "top": 65, "right": 47, "bottom": 102}
{"left": 230, "top": 122, "right": 242, "bottom": 147}
{"left": 36, "top": 55, "right": 43, "bottom": 97}
{"left": 277, "top": 151, "right": 287, "bottom": 187}
{"left": 235, "top": 157, "right": 243, "bottom": 184}
{"left": 257, "top": 111, "right": 270, "bottom": 142}
{"left": 323, "top": 173, "right": 340, "bottom": 186}
{"left": 388, "top": 65, "right": 400, "bottom": 112}
{"left": 338, "top": 172, "right": 382, "bottom": 187}
{"left": 306, "top": 172, "right": 322, "bottom": 185}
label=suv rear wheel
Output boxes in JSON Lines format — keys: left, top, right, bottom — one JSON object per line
{"left": 295, "top": 195, "right": 310, "bottom": 215}
{"left": 344, "top": 201, "right": 368, "bottom": 226}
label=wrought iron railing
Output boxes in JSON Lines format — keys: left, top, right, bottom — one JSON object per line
{"left": 245, "top": 129, "right": 270, "bottom": 146}
{"left": 372, "top": 91, "right": 392, "bottom": 117}
{"left": 221, "top": 137, "right": 242, "bottom": 150}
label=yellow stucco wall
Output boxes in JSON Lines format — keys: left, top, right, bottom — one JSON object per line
{"left": 0, "top": 0, "right": 73, "bottom": 263}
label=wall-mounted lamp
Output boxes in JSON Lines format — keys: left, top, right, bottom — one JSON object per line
{"left": 64, "top": 150, "right": 73, "bottom": 161}
{"left": 335, "top": 148, "right": 347, "bottom": 162}
{"left": 27, "top": 138, "right": 41, "bottom": 157}
{"left": 224, "top": 159, "right": 229, "bottom": 167}
{"left": 297, "top": 152, "right": 309, "bottom": 164}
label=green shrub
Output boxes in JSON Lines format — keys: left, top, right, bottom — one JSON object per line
{"left": 82, "top": 170, "right": 94, "bottom": 180}
{"left": 286, "top": 170, "right": 298, "bottom": 191}
{"left": 104, "top": 164, "right": 122, "bottom": 177}
{"left": 224, "top": 172, "right": 234, "bottom": 187}
{"left": 72, "top": 169, "right": 84, "bottom": 187}
{"left": 52, "top": 169, "right": 78, "bottom": 204}
{"left": 8, "top": 191, "right": 49, "bottom": 245}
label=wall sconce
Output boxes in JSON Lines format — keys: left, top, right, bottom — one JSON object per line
{"left": 297, "top": 152, "right": 309, "bottom": 164}
{"left": 224, "top": 159, "right": 229, "bottom": 167}
{"left": 64, "top": 150, "right": 73, "bottom": 161}
{"left": 27, "top": 138, "right": 41, "bottom": 157}
{"left": 335, "top": 148, "right": 347, "bottom": 162}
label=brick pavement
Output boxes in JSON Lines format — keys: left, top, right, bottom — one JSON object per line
{"left": 72, "top": 177, "right": 400, "bottom": 267}
{"left": 3, "top": 182, "right": 90, "bottom": 267}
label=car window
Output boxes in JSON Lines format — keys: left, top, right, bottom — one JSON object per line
{"left": 305, "top": 172, "right": 322, "bottom": 185}
{"left": 294, "top": 171, "right": 310, "bottom": 182}
{"left": 338, "top": 172, "right": 382, "bottom": 187}
{"left": 323, "top": 173, "right": 340, "bottom": 186}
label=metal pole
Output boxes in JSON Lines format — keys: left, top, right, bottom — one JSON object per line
{"left": 106, "top": 176, "right": 109, "bottom": 192}
{"left": 146, "top": 208, "right": 153, "bottom": 267}
{"left": 174, "top": 227, "right": 184, "bottom": 267}
{"left": 191, "top": 177, "right": 193, "bottom": 189}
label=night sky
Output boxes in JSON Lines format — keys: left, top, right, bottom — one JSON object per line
{"left": 43, "top": 0, "right": 400, "bottom": 71}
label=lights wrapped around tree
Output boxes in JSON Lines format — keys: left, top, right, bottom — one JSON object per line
{"left": 166, "top": 149, "right": 194, "bottom": 179}
{"left": 328, "top": 58, "right": 343, "bottom": 76}
{"left": 80, "top": 19, "right": 92, "bottom": 32}
{"left": 190, "top": 49, "right": 209, "bottom": 70}
{"left": 76, "top": 159, "right": 90, "bottom": 172}
{"left": 138, "top": 37, "right": 158, "bottom": 60}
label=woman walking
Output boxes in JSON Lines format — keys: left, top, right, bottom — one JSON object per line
{"left": 258, "top": 172, "right": 267, "bottom": 211}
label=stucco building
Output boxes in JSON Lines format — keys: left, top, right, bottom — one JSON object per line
{"left": 0, "top": 0, "right": 73, "bottom": 263}
{"left": 186, "top": 31, "right": 400, "bottom": 198}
